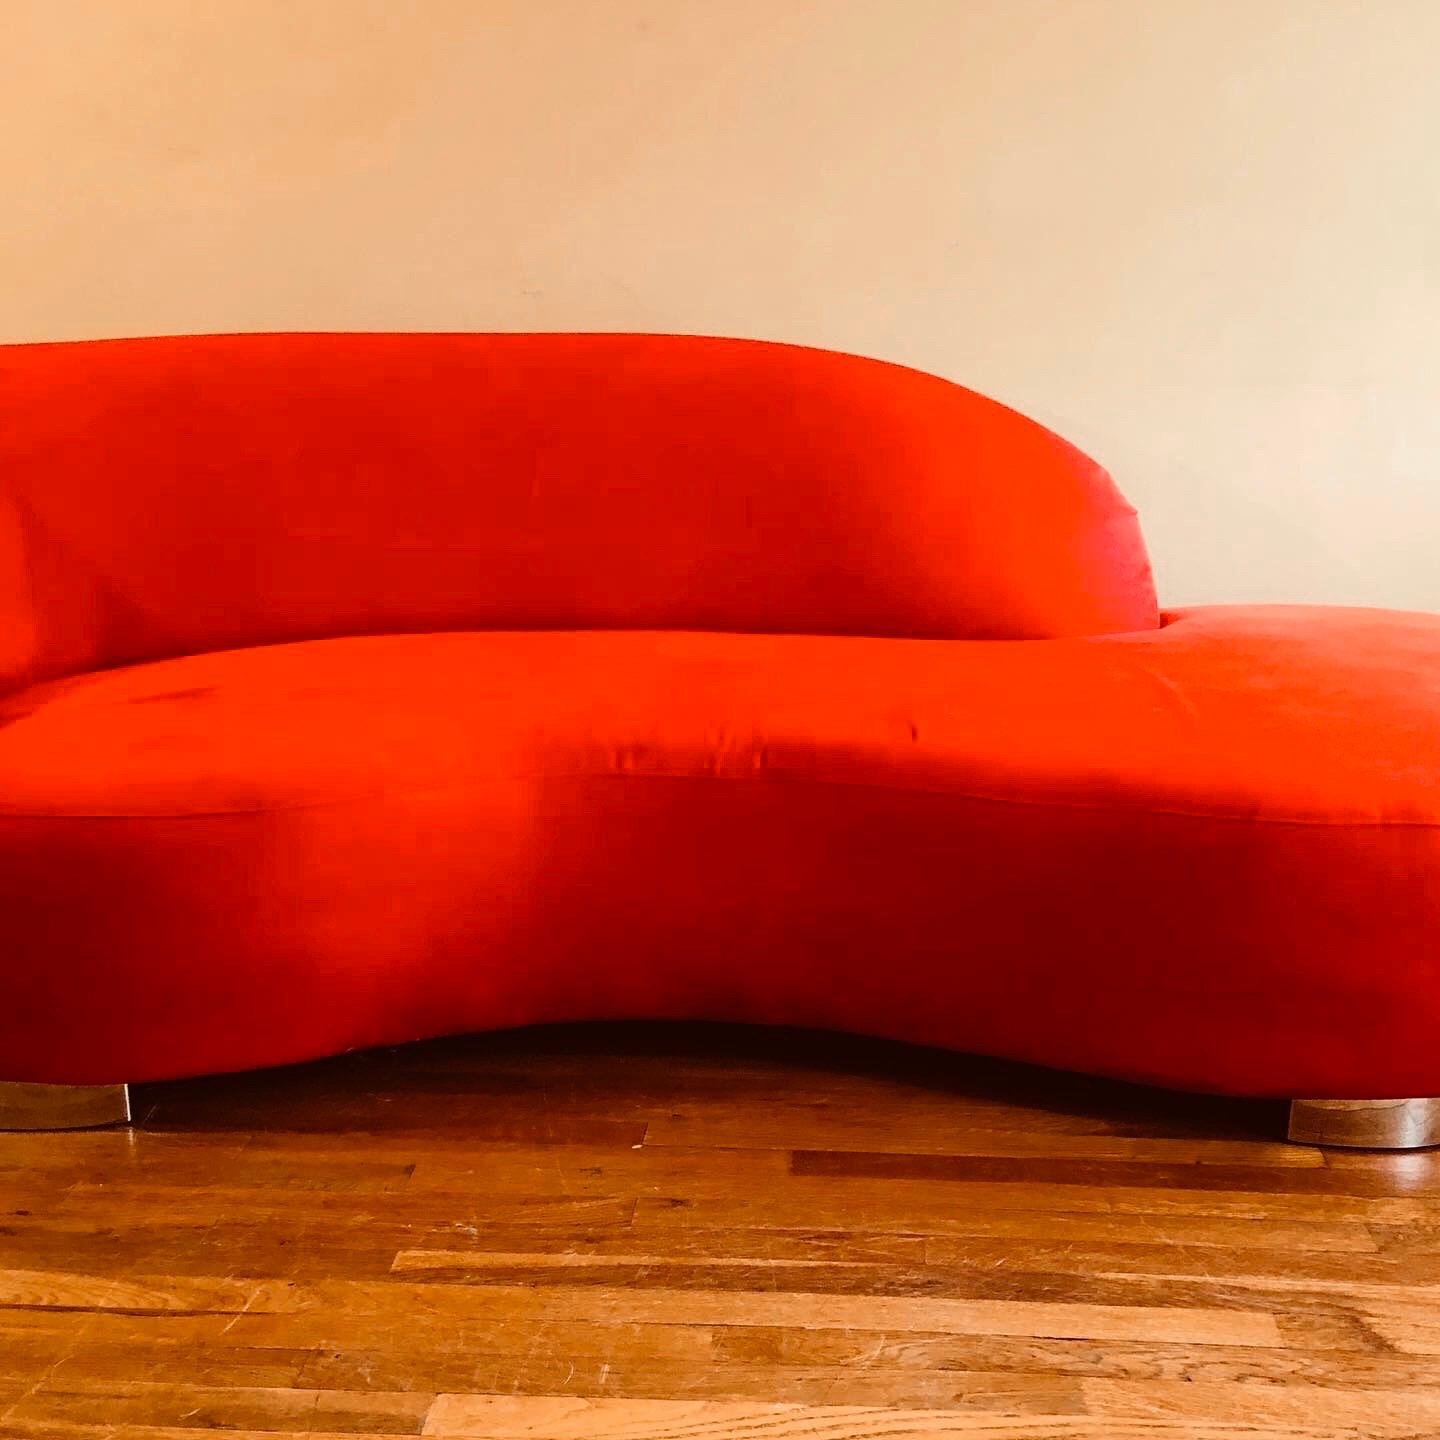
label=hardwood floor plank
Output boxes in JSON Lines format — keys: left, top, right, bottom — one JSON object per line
{"left": 643, "top": 1110, "right": 1322, "bottom": 1166}
{"left": 790, "top": 1147, "right": 1440, "bottom": 1200}
{"left": 419, "top": 1394, "right": 1365, "bottom": 1438}
{"left": 2, "top": 1381, "right": 432, "bottom": 1434}
{"left": 1080, "top": 1377, "right": 1440, "bottom": 1433}
{"left": 629, "top": 1180, "right": 1440, "bottom": 1227}
{"left": 0, "top": 1421, "right": 1370, "bottom": 1440}
{"left": 207, "top": 1276, "right": 1293, "bottom": 1348}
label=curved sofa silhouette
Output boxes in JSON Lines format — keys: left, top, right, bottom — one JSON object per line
{"left": 2, "top": 332, "right": 1437, "bottom": 1147}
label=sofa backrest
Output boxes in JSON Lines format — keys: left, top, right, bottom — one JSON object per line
{"left": 0, "top": 332, "right": 1158, "bottom": 690}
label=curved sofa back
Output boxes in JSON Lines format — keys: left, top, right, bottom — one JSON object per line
{"left": 0, "top": 332, "right": 1158, "bottom": 689}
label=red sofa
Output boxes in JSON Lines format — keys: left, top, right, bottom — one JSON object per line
{"left": 3, "top": 332, "right": 1437, "bottom": 1146}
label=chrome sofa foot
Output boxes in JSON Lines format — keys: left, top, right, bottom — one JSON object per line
{"left": 1288, "top": 1097, "right": 1440, "bottom": 1150}
{"left": 0, "top": 1082, "right": 132, "bottom": 1131}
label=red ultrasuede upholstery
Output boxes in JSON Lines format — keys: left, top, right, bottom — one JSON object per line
{"left": 2, "top": 335, "right": 1436, "bottom": 1099}
{"left": 0, "top": 332, "right": 1157, "bottom": 693}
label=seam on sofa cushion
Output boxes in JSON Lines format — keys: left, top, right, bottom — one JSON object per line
{"left": 1, "top": 767, "right": 1436, "bottom": 830}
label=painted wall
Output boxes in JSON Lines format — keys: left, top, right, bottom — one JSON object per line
{"left": 4, "top": 0, "right": 1437, "bottom": 609}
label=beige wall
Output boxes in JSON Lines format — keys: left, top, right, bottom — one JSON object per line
{"left": 5, "top": 0, "right": 1437, "bottom": 610}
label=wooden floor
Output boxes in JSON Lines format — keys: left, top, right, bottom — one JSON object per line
{"left": 3, "top": 1025, "right": 1439, "bottom": 1439}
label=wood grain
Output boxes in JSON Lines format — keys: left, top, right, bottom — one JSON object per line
{"left": 2, "top": 1023, "right": 1438, "bottom": 1438}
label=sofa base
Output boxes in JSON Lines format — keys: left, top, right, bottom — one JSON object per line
{"left": 1288, "top": 1097, "right": 1440, "bottom": 1150}
{"left": 0, "top": 1082, "right": 132, "bottom": 1131}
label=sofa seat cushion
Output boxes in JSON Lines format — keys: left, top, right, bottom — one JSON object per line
{"left": 2, "top": 606, "right": 1438, "bottom": 1096}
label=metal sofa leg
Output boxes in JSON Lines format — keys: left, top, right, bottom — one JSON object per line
{"left": 0, "top": 1082, "right": 132, "bottom": 1132}
{"left": 1288, "top": 1097, "right": 1440, "bottom": 1150}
